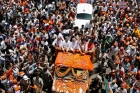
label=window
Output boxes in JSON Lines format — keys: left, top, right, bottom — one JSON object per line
{"left": 76, "top": 13, "right": 92, "bottom": 20}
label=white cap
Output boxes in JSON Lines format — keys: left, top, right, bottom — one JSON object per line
{"left": 15, "top": 31, "right": 18, "bottom": 34}
{"left": 20, "top": 56, "right": 24, "bottom": 60}
{"left": 44, "top": 23, "right": 49, "bottom": 26}
{"left": 13, "top": 25, "right": 17, "bottom": 29}
{"left": 9, "top": 49, "right": 14, "bottom": 53}
{"left": 2, "top": 20, "right": 6, "bottom": 24}
{"left": 23, "top": 75, "right": 29, "bottom": 80}
{"left": 1, "top": 52, "right": 5, "bottom": 56}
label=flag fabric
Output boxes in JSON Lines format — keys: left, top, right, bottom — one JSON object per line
{"left": 104, "top": 77, "right": 113, "bottom": 93}
{"left": 79, "top": 0, "right": 86, "bottom": 3}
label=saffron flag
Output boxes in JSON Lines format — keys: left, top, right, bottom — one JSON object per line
{"left": 79, "top": 0, "right": 86, "bottom": 3}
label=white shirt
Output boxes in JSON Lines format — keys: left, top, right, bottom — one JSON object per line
{"left": 1, "top": 79, "right": 7, "bottom": 84}
{"left": 0, "top": 41, "right": 7, "bottom": 49}
{"left": 110, "top": 82, "right": 118, "bottom": 90}
{"left": 13, "top": 67, "right": 19, "bottom": 76}
{"left": 86, "top": 23, "right": 94, "bottom": 29}
{"left": 120, "top": 67, "right": 125, "bottom": 73}
{"left": 62, "top": 40, "right": 71, "bottom": 50}
{"left": 52, "top": 39, "right": 64, "bottom": 48}
{"left": 41, "top": 41, "right": 48, "bottom": 46}
{"left": 110, "top": 46, "right": 119, "bottom": 56}
{"left": 42, "top": 33, "right": 49, "bottom": 40}
{"left": 116, "top": 87, "right": 127, "bottom": 93}
{"left": 62, "top": 29, "right": 70, "bottom": 34}
{"left": 80, "top": 43, "right": 88, "bottom": 52}
{"left": 58, "top": 33, "right": 64, "bottom": 41}
{"left": 70, "top": 41, "right": 80, "bottom": 51}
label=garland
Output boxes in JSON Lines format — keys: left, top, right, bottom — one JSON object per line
{"left": 55, "top": 66, "right": 71, "bottom": 78}
{"left": 72, "top": 68, "right": 88, "bottom": 80}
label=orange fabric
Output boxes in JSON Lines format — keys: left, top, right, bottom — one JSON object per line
{"left": 138, "top": 70, "right": 140, "bottom": 75}
{"left": 14, "top": 85, "right": 20, "bottom": 91}
{"left": 19, "top": 71, "right": 24, "bottom": 76}
{"left": 130, "top": 71, "right": 135, "bottom": 75}
{"left": 6, "top": 68, "right": 12, "bottom": 77}
{"left": 79, "top": 0, "right": 86, "bottom": 3}
{"left": 48, "top": 20, "right": 53, "bottom": 25}
{"left": 88, "top": 43, "right": 94, "bottom": 51}
{"left": 43, "top": 20, "right": 48, "bottom": 23}
{"left": 53, "top": 79, "right": 88, "bottom": 93}
{"left": 13, "top": 79, "right": 17, "bottom": 84}
{"left": 17, "top": 37, "right": 23, "bottom": 43}
{"left": 9, "top": 74, "right": 14, "bottom": 81}
{"left": 55, "top": 52, "right": 94, "bottom": 71}
{"left": 33, "top": 84, "right": 38, "bottom": 90}
{"left": 24, "top": 8, "right": 29, "bottom": 14}
{"left": 23, "top": 1, "right": 28, "bottom": 6}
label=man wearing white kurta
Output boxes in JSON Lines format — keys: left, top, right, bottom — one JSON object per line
{"left": 70, "top": 37, "right": 81, "bottom": 52}
{"left": 62, "top": 36, "right": 71, "bottom": 52}
{"left": 52, "top": 36, "right": 64, "bottom": 48}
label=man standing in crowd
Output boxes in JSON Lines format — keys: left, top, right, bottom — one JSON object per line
{"left": 33, "top": 74, "right": 44, "bottom": 93}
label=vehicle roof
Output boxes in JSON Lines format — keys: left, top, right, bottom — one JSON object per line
{"left": 55, "top": 52, "right": 94, "bottom": 71}
{"left": 76, "top": 3, "right": 93, "bottom": 14}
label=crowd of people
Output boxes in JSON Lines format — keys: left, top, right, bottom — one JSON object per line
{"left": 0, "top": 0, "right": 140, "bottom": 93}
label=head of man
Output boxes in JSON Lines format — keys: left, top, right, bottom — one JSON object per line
{"left": 57, "top": 36, "right": 62, "bottom": 41}
{"left": 81, "top": 38, "right": 86, "bottom": 44}
{"left": 72, "top": 37, "right": 76, "bottom": 42}
{"left": 36, "top": 73, "right": 40, "bottom": 80}
{"left": 65, "top": 36, "right": 69, "bottom": 42}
